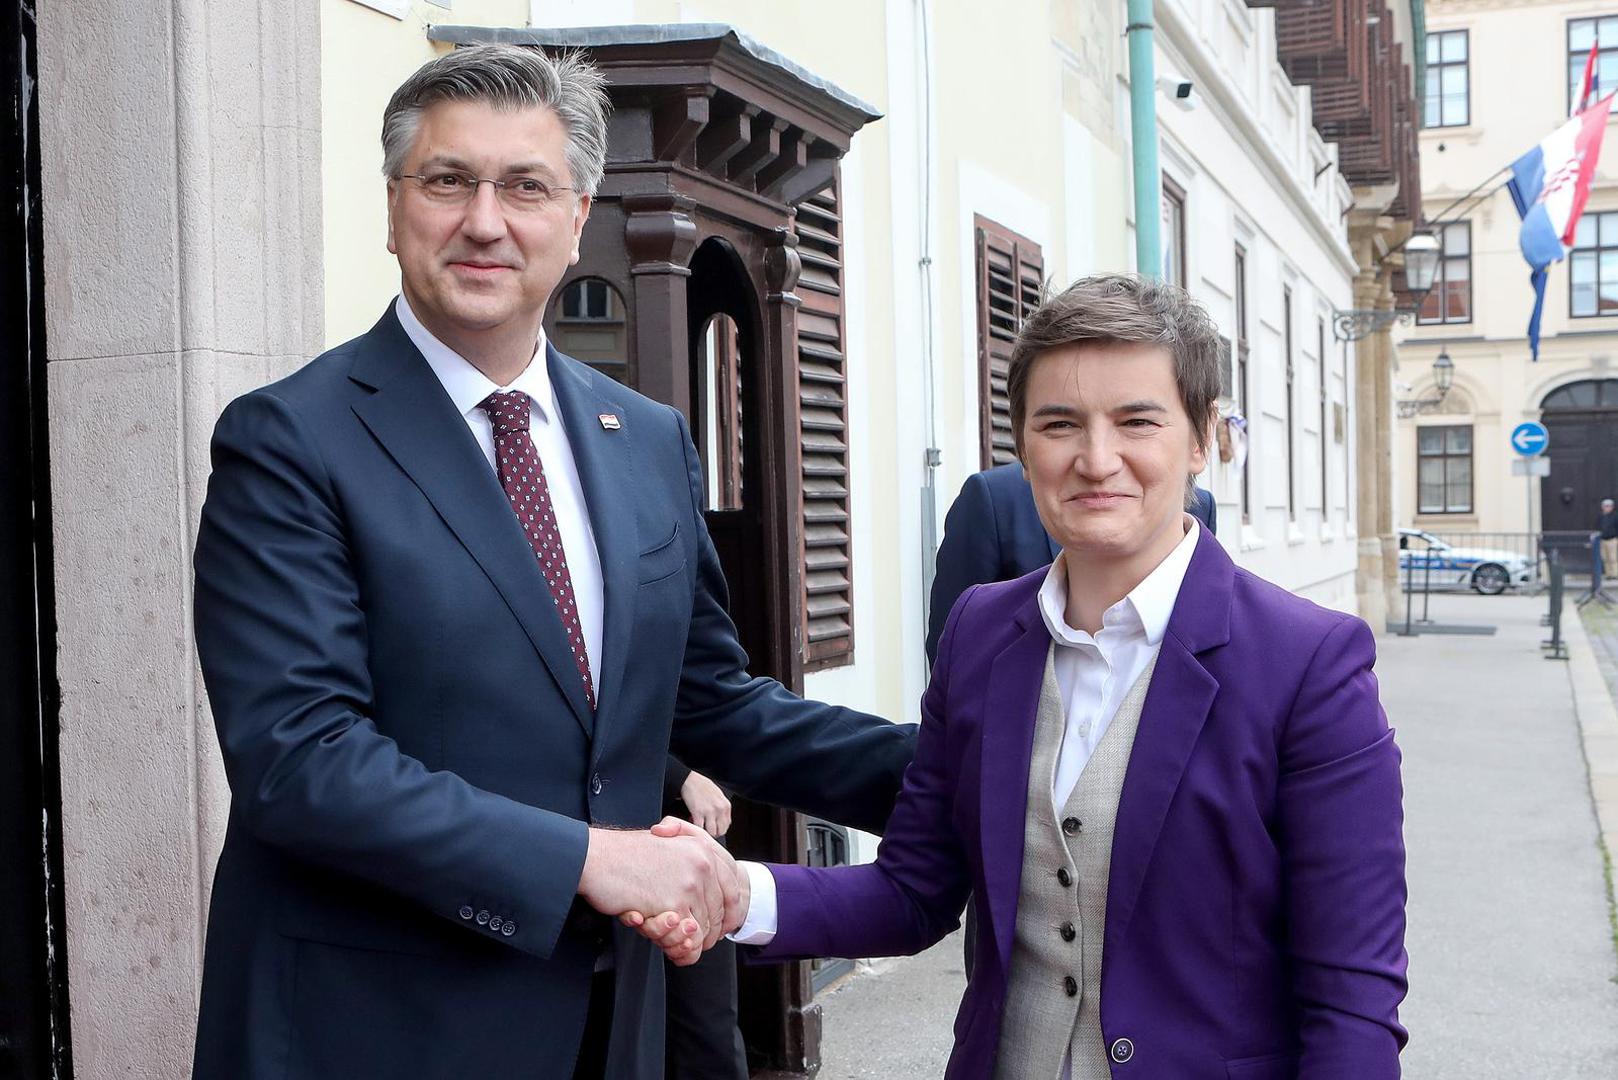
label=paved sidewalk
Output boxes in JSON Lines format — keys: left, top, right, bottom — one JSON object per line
{"left": 815, "top": 593, "right": 1618, "bottom": 1078}
{"left": 1392, "top": 594, "right": 1617, "bottom": 1078}
{"left": 818, "top": 934, "right": 962, "bottom": 1078}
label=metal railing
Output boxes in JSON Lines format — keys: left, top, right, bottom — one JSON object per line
{"left": 1403, "top": 530, "right": 1601, "bottom": 588}
{"left": 1543, "top": 548, "right": 1568, "bottom": 660}
{"left": 1415, "top": 531, "right": 1543, "bottom": 566}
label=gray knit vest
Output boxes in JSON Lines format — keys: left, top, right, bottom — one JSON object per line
{"left": 993, "top": 646, "right": 1156, "bottom": 1080}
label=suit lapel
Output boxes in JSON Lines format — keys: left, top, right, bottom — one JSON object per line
{"left": 978, "top": 592, "right": 1050, "bottom": 974}
{"left": 1105, "top": 528, "right": 1232, "bottom": 947}
{"left": 546, "top": 347, "right": 637, "bottom": 737}
{"left": 347, "top": 309, "right": 594, "bottom": 735}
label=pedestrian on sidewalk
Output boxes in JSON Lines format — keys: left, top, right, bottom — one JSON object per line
{"left": 1598, "top": 497, "right": 1618, "bottom": 579}
{"left": 635, "top": 274, "right": 1409, "bottom": 1079}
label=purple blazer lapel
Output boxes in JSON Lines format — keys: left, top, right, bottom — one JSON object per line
{"left": 979, "top": 591, "right": 1049, "bottom": 974}
{"left": 1105, "top": 527, "right": 1233, "bottom": 948}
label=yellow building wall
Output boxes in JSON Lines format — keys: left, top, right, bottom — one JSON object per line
{"left": 322, "top": 0, "right": 529, "bottom": 347}
{"left": 1400, "top": 0, "right": 1618, "bottom": 535}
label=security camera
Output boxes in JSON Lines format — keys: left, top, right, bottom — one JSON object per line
{"left": 1157, "top": 74, "right": 1196, "bottom": 111}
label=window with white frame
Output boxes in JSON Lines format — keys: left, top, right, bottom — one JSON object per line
{"left": 1425, "top": 30, "right": 1469, "bottom": 127}
{"left": 1572, "top": 211, "right": 1618, "bottom": 317}
{"left": 1417, "top": 425, "right": 1473, "bottom": 514}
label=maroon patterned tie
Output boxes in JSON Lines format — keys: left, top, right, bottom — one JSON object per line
{"left": 479, "top": 390, "right": 595, "bottom": 710}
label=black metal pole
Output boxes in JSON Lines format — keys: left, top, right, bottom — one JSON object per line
{"left": 1399, "top": 542, "right": 1416, "bottom": 636}
{"left": 1421, "top": 167, "right": 1510, "bottom": 232}
{"left": 1419, "top": 547, "right": 1434, "bottom": 624}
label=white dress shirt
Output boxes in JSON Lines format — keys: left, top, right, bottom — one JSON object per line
{"left": 729, "top": 518, "right": 1201, "bottom": 966}
{"left": 395, "top": 294, "right": 604, "bottom": 684}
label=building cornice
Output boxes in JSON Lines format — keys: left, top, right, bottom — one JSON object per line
{"left": 1427, "top": 0, "right": 1580, "bottom": 15}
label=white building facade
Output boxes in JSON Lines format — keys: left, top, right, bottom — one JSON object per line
{"left": 1151, "top": 0, "right": 1364, "bottom": 611}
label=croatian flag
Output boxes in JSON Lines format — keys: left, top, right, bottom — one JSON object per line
{"left": 1507, "top": 91, "right": 1614, "bottom": 359}
{"left": 1574, "top": 40, "right": 1600, "bottom": 116}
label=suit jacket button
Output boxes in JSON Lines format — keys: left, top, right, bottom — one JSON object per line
{"left": 501, "top": 920, "right": 517, "bottom": 937}
{"left": 1062, "top": 817, "right": 1082, "bottom": 835}
{"left": 590, "top": 773, "right": 604, "bottom": 796}
{"left": 459, "top": 905, "right": 475, "bottom": 921}
{"left": 1063, "top": 976, "right": 1078, "bottom": 997}
{"left": 1060, "top": 922, "right": 1076, "bottom": 942}
{"left": 489, "top": 916, "right": 504, "bottom": 932}
{"left": 1110, "top": 1037, "right": 1134, "bottom": 1063}
{"left": 476, "top": 909, "right": 490, "bottom": 926}
{"left": 1056, "top": 867, "right": 1072, "bottom": 887}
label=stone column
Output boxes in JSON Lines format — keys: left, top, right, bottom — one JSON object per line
{"left": 1375, "top": 274, "right": 1404, "bottom": 623}
{"left": 1351, "top": 256, "right": 1387, "bottom": 631}
{"left": 37, "top": 1, "right": 322, "bottom": 1074}
{"left": 1346, "top": 198, "right": 1404, "bottom": 632}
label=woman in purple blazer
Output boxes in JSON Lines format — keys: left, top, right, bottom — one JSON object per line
{"left": 637, "top": 275, "right": 1407, "bottom": 1079}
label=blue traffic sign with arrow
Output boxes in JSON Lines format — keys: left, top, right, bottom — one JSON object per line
{"left": 1510, "top": 421, "right": 1549, "bottom": 457}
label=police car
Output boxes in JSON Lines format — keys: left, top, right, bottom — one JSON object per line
{"left": 1397, "top": 528, "right": 1535, "bottom": 595}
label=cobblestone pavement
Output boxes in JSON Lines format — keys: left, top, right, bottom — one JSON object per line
{"left": 811, "top": 593, "right": 1618, "bottom": 1078}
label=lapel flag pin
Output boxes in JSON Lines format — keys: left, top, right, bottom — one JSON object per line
{"left": 598, "top": 413, "right": 621, "bottom": 430}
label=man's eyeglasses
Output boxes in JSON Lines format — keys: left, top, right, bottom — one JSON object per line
{"left": 395, "top": 170, "right": 577, "bottom": 211}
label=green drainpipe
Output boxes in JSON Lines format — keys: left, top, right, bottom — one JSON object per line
{"left": 1128, "top": 0, "right": 1161, "bottom": 279}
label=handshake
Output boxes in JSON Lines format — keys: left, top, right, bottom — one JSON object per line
{"left": 578, "top": 817, "right": 749, "bottom": 966}
{"left": 577, "top": 771, "right": 752, "bottom": 966}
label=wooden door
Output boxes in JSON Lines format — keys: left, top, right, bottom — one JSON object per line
{"left": 1541, "top": 380, "right": 1618, "bottom": 534}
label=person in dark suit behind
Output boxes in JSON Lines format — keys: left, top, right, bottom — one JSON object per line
{"left": 661, "top": 758, "right": 748, "bottom": 1079}
{"left": 928, "top": 463, "right": 1215, "bottom": 664}
{"left": 189, "top": 45, "right": 913, "bottom": 1080}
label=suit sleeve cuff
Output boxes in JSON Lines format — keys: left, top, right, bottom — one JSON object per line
{"left": 727, "top": 861, "right": 778, "bottom": 945}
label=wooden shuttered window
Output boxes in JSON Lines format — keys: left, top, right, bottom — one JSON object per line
{"left": 975, "top": 216, "right": 1045, "bottom": 468}
{"left": 796, "top": 177, "right": 854, "bottom": 670}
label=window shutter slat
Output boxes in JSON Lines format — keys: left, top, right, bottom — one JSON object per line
{"left": 975, "top": 215, "right": 1044, "bottom": 469}
{"left": 797, "top": 174, "right": 855, "bottom": 669}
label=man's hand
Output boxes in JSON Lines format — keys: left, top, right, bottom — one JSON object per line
{"left": 679, "top": 770, "right": 732, "bottom": 838}
{"left": 618, "top": 818, "right": 752, "bottom": 964}
{"left": 578, "top": 818, "right": 742, "bottom": 952}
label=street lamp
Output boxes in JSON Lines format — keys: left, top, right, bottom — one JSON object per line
{"left": 1396, "top": 348, "right": 1456, "bottom": 418}
{"left": 1333, "top": 229, "right": 1442, "bottom": 341}
{"left": 1401, "top": 231, "right": 1442, "bottom": 297}
{"left": 1432, "top": 349, "right": 1454, "bottom": 393}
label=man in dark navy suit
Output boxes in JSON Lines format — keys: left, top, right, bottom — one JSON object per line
{"left": 190, "top": 45, "right": 912, "bottom": 1080}
{"left": 928, "top": 461, "right": 1216, "bottom": 662}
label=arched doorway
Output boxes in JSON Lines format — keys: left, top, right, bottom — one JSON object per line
{"left": 1541, "top": 379, "right": 1618, "bottom": 533}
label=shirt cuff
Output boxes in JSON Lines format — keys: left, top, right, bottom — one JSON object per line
{"left": 726, "top": 861, "right": 778, "bottom": 945}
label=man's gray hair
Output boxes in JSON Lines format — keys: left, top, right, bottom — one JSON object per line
{"left": 381, "top": 44, "right": 611, "bottom": 196}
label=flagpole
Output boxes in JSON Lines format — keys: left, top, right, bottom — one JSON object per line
{"left": 1423, "top": 166, "right": 1510, "bottom": 229}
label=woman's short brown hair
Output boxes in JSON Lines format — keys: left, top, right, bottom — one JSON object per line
{"left": 1008, "top": 273, "right": 1222, "bottom": 463}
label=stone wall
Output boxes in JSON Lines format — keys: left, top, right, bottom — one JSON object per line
{"left": 37, "top": 1, "right": 322, "bottom": 1073}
